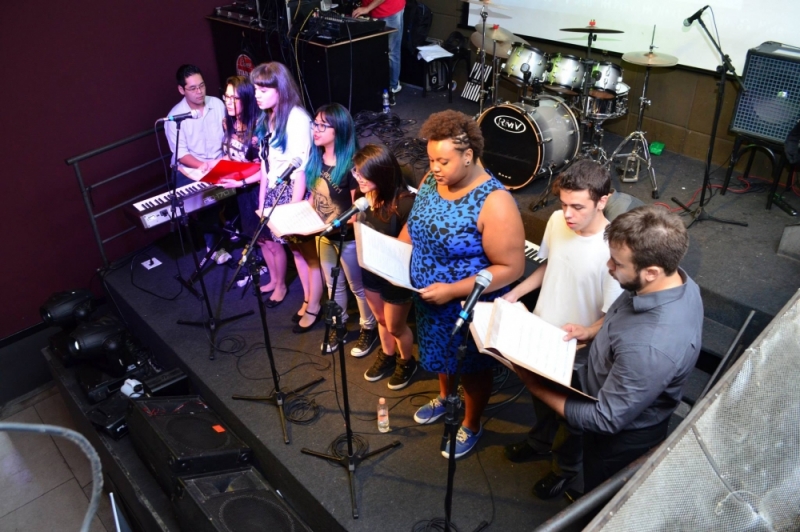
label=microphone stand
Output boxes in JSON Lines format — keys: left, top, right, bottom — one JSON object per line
{"left": 168, "top": 119, "right": 253, "bottom": 349}
{"left": 301, "top": 224, "right": 400, "bottom": 519}
{"left": 229, "top": 177, "right": 323, "bottom": 444}
{"left": 672, "top": 17, "right": 747, "bottom": 228}
{"left": 441, "top": 323, "right": 471, "bottom": 532}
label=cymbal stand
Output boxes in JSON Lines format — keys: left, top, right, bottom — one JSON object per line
{"left": 228, "top": 177, "right": 323, "bottom": 443}
{"left": 672, "top": 17, "right": 747, "bottom": 227}
{"left": 169, "top": 120, "right": 253, "bottom": 349}
{"left": 576, "top": 31, "right": 609, "bottom": 163}
{"left": 477, "top": 6, "right": 489, "bottom": 115}
{"left": 605, "top": 46, "right": 659, "bottom": 199}
{"left": 301, "top": 225, "right": 400, "bottom": 519}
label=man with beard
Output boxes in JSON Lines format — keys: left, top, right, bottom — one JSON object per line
{"left": 518, "top": 205, "right": 703, "bottom": 493}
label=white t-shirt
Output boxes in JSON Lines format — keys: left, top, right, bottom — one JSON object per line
{"left": 533, "top": 210, "right": 623, "bottom": 328}
{"left": 263, "top": 106, "right": 311, "bottom": 188}
{"left": 164, "top": 96, "right": 225, "bottom": 169}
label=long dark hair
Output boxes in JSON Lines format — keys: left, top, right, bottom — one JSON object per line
{"left": 224, "top": 76, "right": 259, "bottom": 161}
{"left": 250, "top": 62, "right": 304, "bottom": 153}
{"left": 306, "top": 103, "right": 357, "bottom": 190}
{"left": 353, "top": 144, "right": 412, "bottom": 223}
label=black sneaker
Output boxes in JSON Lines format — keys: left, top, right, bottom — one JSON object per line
{"left": 364, "top": 349, "right": 396, "bottom": 381}
{"left": 350, "top": 328, "right": 378, "bottom": 358}
{"left": 504, "top": 439, "right": 552, "bottom": 463}
{"left": 533, "top": 472, "right": 578, "bottom": 500}
{"left": 388, "top": 357, "right": 418, "bottom": 390}
{"left": 321, "top": 328, "right": 342, "bottom": 354}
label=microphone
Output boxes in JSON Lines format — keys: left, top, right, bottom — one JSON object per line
{"left": 274, "top": 157, "right": 304, "bottom": 185}
{"left": 320, "top": 197, "right": 370, "bottom": 236}
{"left": 683, "top": 5, "right": 709, "bottom": 26}
{"left": 450, "top": 270, "right": 493, "bottom": 337}
{"left": 161, "top": 109, "right": 199, "bottom": 122}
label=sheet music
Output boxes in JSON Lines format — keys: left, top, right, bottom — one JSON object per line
{"left": 470, "top": 302, "right": 521, "bottom": 371}
{"left": 354, "top": 222, "right": 420, "bottom": 292}
{"left": 484, "top": 298, "right": 577, "bottom": 387}
{"left": 262, "top": 201, "right": 327, "bottom": 238}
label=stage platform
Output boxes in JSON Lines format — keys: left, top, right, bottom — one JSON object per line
{"left": 91, "top": 87, "right": 799, "bottom": 532}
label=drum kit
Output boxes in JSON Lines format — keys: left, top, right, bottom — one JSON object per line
{"left": 464, "top": 1, "right": 675, "bottom": 199}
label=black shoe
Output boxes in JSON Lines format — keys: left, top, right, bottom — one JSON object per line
{"left": 322, "top": 328, "right": 343, "bottom": 354}
{"left": 364, "top": 349, "right": 396, "bottom": 381}
{"left": 504, "top": 439, "right": 552, "bottom": 463}
{"left": 292, "top": 311, "right": 320, "bottom": 334}
{"left": 387, "top": 357, "right": 418, "bottom": 390}
{"left": 533, "top": 472, "right": 577, "bottom": 500}
{"left": 350, "top": 328, "right": 379, "bottom": 358}
{"left": 291, "top": 301, "right": 309, "bottom": 323}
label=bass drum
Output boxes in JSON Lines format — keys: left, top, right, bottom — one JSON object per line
{"left": 477, "top": 97, "right": 580, "bottom": 190}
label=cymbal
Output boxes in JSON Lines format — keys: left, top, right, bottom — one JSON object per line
{"left": 474, "top": 22, "right": 515, "bottom": 42}
{"left": 560, "top": 26, "right": 623, "bottom": 34}
{"left": 470, "top": 32, "right": 513, "bottom": 56}
{"left": 461, "top": 0, "right": 509, "bottom": 9}
{"left": 622, "top": 50, "right": 679, "bottom": 67}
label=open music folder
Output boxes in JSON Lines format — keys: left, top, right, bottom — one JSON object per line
{"left": 470, "top": 299, "right": 596, "bottom": 400}
{"left": 260, "top": 201, "right": 328, "bottom": 238}
{"left": 353, "top": 222, "right": 420, "bottom": 292}
{"left": 181, "top": 159, "right": 259, "bottom": 183}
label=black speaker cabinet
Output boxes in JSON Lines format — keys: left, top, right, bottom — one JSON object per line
{"left": 296, "top": 30, "right": 391, "bottom": 114}
{"left": 125, "top": 396, "right": 252, "bottom": 497}
{"left": 731, "top": 41, "right": 800, "bottom": 145}
{"left": 173, "top": 467, "right": 310, "bottom": 532}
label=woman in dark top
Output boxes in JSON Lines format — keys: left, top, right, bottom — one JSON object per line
{"left": 353, "top": 144, "right": 417, "bottom": 390}
{"left": 218, "top": 76, "right": 263, "bottom": 285}
{"left": 307, "top": 104, "right": 377, "bottom": 353}
{"left": 399, "top": 110, "right": 525, "bottom": 459}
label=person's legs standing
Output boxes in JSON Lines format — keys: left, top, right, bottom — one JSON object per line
{"left": 383, "top": 9, "right": 404, "bottom": 91}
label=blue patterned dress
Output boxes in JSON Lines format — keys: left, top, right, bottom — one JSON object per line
{"left": 407, "top": 173, "right": 509, "bottom": 374}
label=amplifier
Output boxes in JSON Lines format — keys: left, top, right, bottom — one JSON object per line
{"left": 126, "top": 396, "right": 253, "bottom": 496}
{"left": 731, "top": 41, "right": 800, "bottom": 144}
{"left": 173, "top": 467, "right": 310, "bottom": 532}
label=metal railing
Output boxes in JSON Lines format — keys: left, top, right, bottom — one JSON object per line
{"left": 65, "top": 125, "right": 170, "bottom": 268}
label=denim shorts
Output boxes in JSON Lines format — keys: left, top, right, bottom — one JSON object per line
{"left": 362, "top": 268, "right": 413, "bottom": 305}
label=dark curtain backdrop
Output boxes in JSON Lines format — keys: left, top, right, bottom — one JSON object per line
{"left": 0, "top": 0, "right": 227, "bottom": 338}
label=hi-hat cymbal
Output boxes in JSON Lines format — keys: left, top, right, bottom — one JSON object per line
{"left": 461, "top": 0, "right": 509, "bottom": 9}
{"left": 560, "top": 26, "right": 624, "bottom": 34}
{"left": 622, "top": 50, "right": 679, "bottom": 67}
{"left": 470, "top": 32, "right": 513, "bottom": 56}
{"left": 474, "top": 22, "right": 515, "bottom": 42}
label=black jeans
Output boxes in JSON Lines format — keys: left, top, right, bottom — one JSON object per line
{"left": 582, "top": 417, "right": 669, "bottom": 492}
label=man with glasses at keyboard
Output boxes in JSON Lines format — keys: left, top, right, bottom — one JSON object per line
{"left": 165, "top": 64, "right": 231, "bottom": 263}
{"left": 501, "top": 159, "right": 623, "bottom": 500}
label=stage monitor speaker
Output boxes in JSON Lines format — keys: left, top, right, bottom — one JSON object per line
{"left": 731, "top": 41, "right": 800, "bottom": 145}
{"left": 173, "top": 467, "right": 311, "bottom": 532}
{"left": 125, "top": 396, "right": 252, "bottom": 497}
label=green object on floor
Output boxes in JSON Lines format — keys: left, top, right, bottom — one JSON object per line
{"left": 650, "top": 141, "right": 665, "bottom": 155}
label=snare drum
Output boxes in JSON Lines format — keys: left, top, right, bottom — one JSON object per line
{"left": 544, "top": 54, "right": 585, "bottom": 96}
{"left": 502, "top": 43, "right": 548, "bottom": 84}
{"left": 590, "top": 62, "right": 623, "bottom": 99}
{"left": 585, "top": 82, "right": 630, "bottom": 120}
{"left": 477, "top": 96, "right": 580, "bottom": 189}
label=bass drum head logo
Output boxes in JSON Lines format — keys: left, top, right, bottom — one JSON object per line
{"left": 236, "top": 54, "right": 255, "bottom": 76}
{"left": 494, "top": 114, "right": 527, "bottom": 134}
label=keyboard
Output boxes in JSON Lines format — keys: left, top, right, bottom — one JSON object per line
{"left": 523, "top": 239, "right": 545, "bottom": 279}
{"left": 128, "top": 182, "right": 237, "bottom": 229}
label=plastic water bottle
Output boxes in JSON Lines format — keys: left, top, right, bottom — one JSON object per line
{"left": 377, "top": 397, "right": 390, "bottom": 432}
{"left": 382, "top": 89, "right": 390, "bottom": 114}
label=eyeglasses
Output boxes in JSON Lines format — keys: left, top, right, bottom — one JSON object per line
{"left": 311, "top": 121, "right": 332, "bottom": 132}
{"left": 223, "top": 94, "right": 240, "bottom": 102}
{"left": 350, "top": 167, "right": 367, "bottom": 180}
{"left": 184, "top": 82, "right": 206, "bottom": 93}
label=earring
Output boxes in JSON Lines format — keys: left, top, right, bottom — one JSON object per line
{"left": 465, "top": 160, "right": 470, "bottom": 166}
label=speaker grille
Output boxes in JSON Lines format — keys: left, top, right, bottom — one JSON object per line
{"left": 219, "top": 495, "right": 297, "bottom": 532}
{"left": 731, "top": 44, "right": 800, "bottom": 144}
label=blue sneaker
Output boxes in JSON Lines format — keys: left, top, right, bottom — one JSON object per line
{"left": 413, "top": 396, "right": 447, "bottom": 424}
{"left": 442, "top": 424, "right": 483, "bottom": 459}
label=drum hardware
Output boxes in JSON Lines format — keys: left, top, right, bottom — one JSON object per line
{"left": 605, "top": 28, "right": 673, "bottom": 198}
{"left": 471, "top": 14, "right": 514, "bottom": 114}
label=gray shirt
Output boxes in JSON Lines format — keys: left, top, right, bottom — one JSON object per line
{"left": 564, "top": 268, "right": 703, "bottom": 434}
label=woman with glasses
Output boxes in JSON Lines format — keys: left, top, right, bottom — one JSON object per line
{"left": 307, "top": 104, "right": 377, "bottom": 355}
{"left": 250, "top": 62, "right": 312, "bottom": 308}
{"left": 352, "top": 144, "right": 417, "bottom": 389}
{"left": 217, "top": 76, "right": 265, "bottom": 287}
{"left": 400, "top": 110, "right": 525, "bottom": 459}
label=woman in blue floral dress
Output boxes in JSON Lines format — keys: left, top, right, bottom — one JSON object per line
{"left": 399, "top": 110, "right": 525, "bottom": 459}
